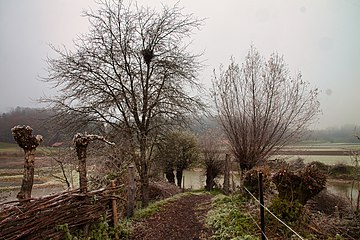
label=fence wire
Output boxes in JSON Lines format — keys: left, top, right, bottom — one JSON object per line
{"left": 243, "top": 186, "right": 305, "bottom": 240}
{"left": 245, "top": 206, "right": 269, "bottom": 240}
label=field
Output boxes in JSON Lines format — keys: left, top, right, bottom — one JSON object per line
{"left": 275, "top": 142, "right": 360, "bottom": 165}
{"left": 0, "top": 142, "right": 359, "bottom": 203}
{"left": 0, "top": 143, "right": 68, "bottom": 203}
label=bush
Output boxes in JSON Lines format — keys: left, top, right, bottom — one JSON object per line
{"left": 309, "top": 161, "right": 330, "bottom": 174}
{"left": 272, "top": 163, "right": 326, "bottom": 205}
{"left": 267, "top": 197, "right": 305, "bottom": 238}
{"left": 329, "top": 163, "right": 355, "bottom": 180}
{"left": 288, "top": 157, "right": 306, "bottom": 171}
{"left": 269, "top": 197, "right": 304, "bottom": 226}
{"left": 243, "top": 166, "right": 271, "bottom": 196}
{"left": 56, "top": 216, "right": 116, "bottom": 240}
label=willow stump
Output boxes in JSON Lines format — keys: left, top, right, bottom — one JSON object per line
{"left": 11, "top": 125, "right": 42, "bottom": 201}
{"left": 73, "top": 133, "right": 114, "bottom": 193}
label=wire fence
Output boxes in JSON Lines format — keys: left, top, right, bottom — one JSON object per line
{"left": 243, "top": 186, "right": 305, "bottom": 240}
{"left": 245, "top": 205, "right": 269, "bottom": 240}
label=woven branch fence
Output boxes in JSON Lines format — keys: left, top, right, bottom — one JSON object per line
{"left": 0, "top": 186, "right": 124, "bottom": 240}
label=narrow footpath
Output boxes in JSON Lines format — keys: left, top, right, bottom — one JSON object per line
{"left": 131, "top": 194, "right": 213, "bottom": 240}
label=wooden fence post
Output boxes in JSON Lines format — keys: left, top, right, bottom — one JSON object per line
{"left": 111, "top": 180, "right": 119, "bottom": 240}
{"left": 127, "top": 165, "right": 136, "bottom": 218}
{"left": 223, "top": 154, "right": 230, "bottom": 195}
{"left": 258, "top": 172, "right": 266, "bottom": 240}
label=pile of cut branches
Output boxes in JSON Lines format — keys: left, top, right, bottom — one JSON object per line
{"left": 0, "top": 187, "right": 124, "bottom": 240}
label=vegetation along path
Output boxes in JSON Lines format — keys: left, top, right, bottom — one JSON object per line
{"left": 131, "top": 193, "right": 213, "bottom": 240}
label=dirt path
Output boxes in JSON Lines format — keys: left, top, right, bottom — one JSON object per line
{"left": 131, "top": 194, "right": 213, "bottom": 240}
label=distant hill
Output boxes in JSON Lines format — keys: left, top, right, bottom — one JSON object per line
{"left": 0, "top": 107, "right": 69, "bottom": 145}
{"left": 307, "top": 125, "right": 360, "bottom": 143}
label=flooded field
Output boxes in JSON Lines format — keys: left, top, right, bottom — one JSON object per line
{"left": 182, "top": 169, "right": 360, "bottom": 201}
{"left": 0, "top": 153, "right": 70, "bottom": 203}
{"left": 0, "top": 142, "right": 359, "bottom": 203}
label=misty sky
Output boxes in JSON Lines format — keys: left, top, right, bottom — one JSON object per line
{"left": 0, "top": 0, "right": 359, "bottom": 129}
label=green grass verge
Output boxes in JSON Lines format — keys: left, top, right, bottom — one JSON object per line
{"left": 205, "top": 194, "right": 259, "bottom": 240}
{"left": 0, "top": 142, "right": 18, "bottom": 148}
{"left": 0, "top": 142, "right": 21, "bottom": 154}
{"left": 133, "top": 191, "right": 206, "bottom": 220}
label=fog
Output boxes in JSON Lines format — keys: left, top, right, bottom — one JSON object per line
{"left": 0, "top": 0, "right": 359, "bottom": 129}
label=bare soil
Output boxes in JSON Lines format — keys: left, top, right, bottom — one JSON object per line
{"left": 131, "top": 193, "right": 213, "bottom": 240}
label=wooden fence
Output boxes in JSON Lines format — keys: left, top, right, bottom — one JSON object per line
{"left": 0, "top": 184, "right": 125, "bottom": 240}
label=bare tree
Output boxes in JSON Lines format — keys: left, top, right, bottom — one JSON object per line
{"left": 212, "top": 47, "right": 319, "bottom": 170}
{"left": 198, "top": 128, "right": 224, "bottom": 191}
{"left": 42, "top": 0, "right": 204, "bottom": 206}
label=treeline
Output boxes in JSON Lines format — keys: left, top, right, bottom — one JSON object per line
{"left": 0, "top": 107, "right": 66, "bottom": 145}
{"left": 309, "top": 125, "right": 360, "bottom": 143}
{"left": 1, "top": 107, "right": 359, "bottom": 145}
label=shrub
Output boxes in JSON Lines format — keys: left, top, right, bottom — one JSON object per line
{"left": 267, "top": 197, "right": 305, "bottom": 238}
{"left": 272, "top": 163, "right": 326, "bottom": 205}
{"left": 309, "top": 161, "right": 330, "bottom": 174}
{"left": 243, "top": 166, "right": 271, "bottom": 196}
{"left": 56, "top": 216, "right": 116, "bottom": 240}
{"left": 329, "top": 163, "right": 355, "bottom": 180}
{"left": 268, "top": 197, "right": 304, "bottom": 226}
{"left": 288, "top": 157, "right": 306, "bottom": 171}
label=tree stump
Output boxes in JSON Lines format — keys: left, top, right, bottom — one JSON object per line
{"left": 73, "top": 133, "right": 115, "bottom": 193}
{"left": 11, "top": 125, "right": 42, "bottom": 202}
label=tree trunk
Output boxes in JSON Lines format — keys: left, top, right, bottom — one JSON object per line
{"left": 11, "top": 125, "right": 42, "bottom": 202}
{"left": 138, "top": 135, "right": 150, "bottom": 207}
{"left": 205, "top": 167, "right": 215, "bottom": 191}
{"left": 17, "top": 149, "right": 35, "bottom": 201}
{"left": 76, "top": 144, "right": 88, "bottom": 193}
{"left": 223, "top": 154, "right": 230, "bottom": 195}
{"left": 176, "top": 169, "right": 183, "bottom": 188}
{"left": 140, "top": 167, "right": 149, "bottom": 207}
{"left": 165, "top": 168, "right": 175, "bottom": 184}
{"left": 126, "top": 165, "right": 136, "bottom": 217}
{"left": 73, "top": 133, "right": 115, "bottom": 193}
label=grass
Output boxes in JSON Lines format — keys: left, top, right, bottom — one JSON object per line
{"left": 0, "top": 142, "right": 18, "bottom": 149}
{"left": 133, "top": 191, "right": 205, "bottom": 220}
{"left": 0, "top": 142, "right": 54, "bottom": 157}
{"left": 205, "top": 194, "right": 259, "bottom": 240}
{"left": 0, "top": 142, "right": 22, "bottom": 155}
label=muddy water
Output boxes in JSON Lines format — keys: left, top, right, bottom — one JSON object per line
{"left": 182, "top": 169, "right": 241, "bottom": 190}
{"left": 0, "top": 186, "right": 66, "bottom": 203}
{"left": 183, "top": 170, "right": 359, "bottom": 200}
{"left": 327, "top": 180, "right": 359, "bottom": 201}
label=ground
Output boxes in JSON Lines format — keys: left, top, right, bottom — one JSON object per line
{"left": 131, "top": 194, "right": 213, "bottom": 240}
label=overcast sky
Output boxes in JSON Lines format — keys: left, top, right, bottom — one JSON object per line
{"left": 0, "top": 0, "right": 359, "bottom": 129}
